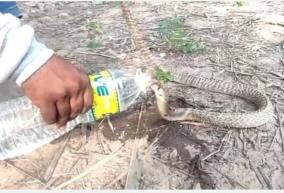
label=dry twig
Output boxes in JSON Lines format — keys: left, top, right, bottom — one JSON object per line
{"left": 43, "top": 134, "right": 70, "bottom": 181}
{"left": 249, "top": 160, "right": 272, "bottom": 189}
{"left": 202, "top": 131, "right": 231, "bottom": 161}
{"left": 272, "top": 105, "right": 284, "bottom": 152}
{"left": 125, "top": 104, "right": 145, "bottom": 189}
{"left": 106, "top": 171, "right": 128, "bottom": 188}
{"left": 152, "top": 156, "right": 195, "bottom": 178}
{"left": 280, "top": 57, "right": 284, "bottom": 67}
{"left": 107, "top": 116, "right": 116, "bottom": 133}
{"left": 74, "top": 51, "right": 118, "bottom": 59}
{"left": 5, "top": 160, "right": 46, "bottom": 184}
{"left": 54, "top": 145, "right": 124, "bottom": 190}
{"left": 213, "top": 167, "right": 248, "bottom": 189}
{"left": 45, "top": 158, "right": 80, "bottom": 189}
{"left": 144, "top": 126, "right": 170, "bottom": 157}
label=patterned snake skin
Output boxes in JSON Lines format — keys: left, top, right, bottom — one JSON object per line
{"left": 121, "top": 2, "right": 274, "bottom": 128}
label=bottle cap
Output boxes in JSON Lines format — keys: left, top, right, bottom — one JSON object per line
{"left": 135, "top": 69, "right": 151, "bottom": 93}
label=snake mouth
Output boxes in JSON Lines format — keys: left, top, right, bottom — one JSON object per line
{"left": 151, "top": 84, "right": 166, "bottom": 98}
{"left": 150, "top": 84, "right": 159, "bottom": 91}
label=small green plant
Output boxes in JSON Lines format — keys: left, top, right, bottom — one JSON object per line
{"left": 88, "top": 38, "right": 101, "bottom": 49}
{"left": 88, "top": 20, "right": 103, "bottom": 33}
{"left": 87, "top": 19, "right": 103, "bottom": 49}
{"left": 158, "top": 17, "right": 204, "bottom": 53}
{"left": 155, "top": 67, "right": 173, "bottom": 83}
{"left": 235, "top": 0, "right": 244, "bottom": 7}
{"left": 88, "top": 20, "right": 98, "bottom": 29}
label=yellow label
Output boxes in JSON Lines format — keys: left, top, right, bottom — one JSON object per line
{"left": 88, "top": 70, "right": 120, "bottom": 120}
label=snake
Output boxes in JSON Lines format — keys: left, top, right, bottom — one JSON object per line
{"left": 120, "top": 2, "right": 274, "bottom": 128}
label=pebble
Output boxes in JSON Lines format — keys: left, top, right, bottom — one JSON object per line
{"left": 159, "top": 53, "right": 166, "bottom": 58}
{"left": 56, "top": 49, "right": 69, "bottom": 57}
{"left": 58, "top": 12, "right": 69, "bottom": 18}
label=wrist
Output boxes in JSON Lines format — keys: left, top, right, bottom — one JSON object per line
{"left": 14, "top": 39, "right": 54, "bottom": 86}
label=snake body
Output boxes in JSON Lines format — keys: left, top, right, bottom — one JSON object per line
{"left": 121, "top": 3, "right": 274, "bottom": 128}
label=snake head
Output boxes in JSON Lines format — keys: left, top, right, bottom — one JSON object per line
{"left": 151, "top": 84, "right": 166, "bottom": 99}
{"left": 151, "top": 84, "right": 169, "bottom": 118}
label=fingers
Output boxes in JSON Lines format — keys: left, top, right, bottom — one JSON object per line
{"left": 22, "top": 55, "right": 94, "bottom": 128}
{"left": 52, "top": 77, "right": 92, "bottom": 127}
{"left": 82, "top": 83, "right": 93, "bottom": 113}
{"left": 69, "top": 83, "right": 93, "bottom": 120}
{"left": 40, "top": 102, "right": 58, "bottom": 124}
{"left": 69, "top": 93, "right": 84, "bottom": 120}
{"left": 69, "top": 69, "right": 92, "bottom": 118}
{"left": 56, "top": 96, "right": 71, "bottom": 127}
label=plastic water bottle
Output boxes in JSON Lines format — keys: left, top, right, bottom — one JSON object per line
{"left": 0, "top": 69, "right": 150, "bottom": 160}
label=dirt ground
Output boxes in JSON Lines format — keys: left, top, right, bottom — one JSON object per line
{"left": 0, "top": 1, "right": 284, "bottom": 189}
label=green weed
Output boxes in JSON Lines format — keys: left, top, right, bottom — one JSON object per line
{"left": 88, "top": 20, "right": 103, "bottom": 33}
{"left": 88, "top": 38, "right": 101, "bottom": 49}
{"left": 87, "top": 20, "right": 102, "bottom": 49}
{"left": 158, "top": 17, "right": 204, "bottom": 53}
{"left": 155, "top": 67, "right": 173, "bottom": 83}
{"left": 235, "top": 0, "right": 245, "bottom": 7}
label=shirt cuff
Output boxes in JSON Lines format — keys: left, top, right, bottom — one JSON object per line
{"left": 15, "top": 43, "right": 54, "bottom": 86}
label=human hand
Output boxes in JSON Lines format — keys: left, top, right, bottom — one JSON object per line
{"left": 22, "top": 55, "right": 93, "bottom": 127}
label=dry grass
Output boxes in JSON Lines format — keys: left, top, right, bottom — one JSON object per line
{"left": 0, "top": 1, "right": 284, "bottom": 189}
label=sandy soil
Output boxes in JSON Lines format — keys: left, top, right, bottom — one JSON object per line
{"left": 0, "top": 1, "right": 283, "bottom": 189}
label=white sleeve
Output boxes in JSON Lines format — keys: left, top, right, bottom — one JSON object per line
{"left": 0, "top": 13, "right": 54, "bottom": 86}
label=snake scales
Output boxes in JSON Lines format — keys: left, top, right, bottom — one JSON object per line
{"left": 120, "top": 2, "right": 274, "bottom": 128}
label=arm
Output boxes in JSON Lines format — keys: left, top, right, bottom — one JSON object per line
{"left": 0, "top": 13, "right": 53, "bottom": 85}
{"left": 0, "top": 13, "right": 93, "bottom": 127}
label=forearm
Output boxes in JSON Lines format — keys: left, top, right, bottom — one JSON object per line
{"left": 0, "top": 13, "right": 54, "bottom": 86}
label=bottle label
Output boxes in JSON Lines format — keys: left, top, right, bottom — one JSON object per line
{"left": 88, "top": 70, "right": 120, "bottom": 120}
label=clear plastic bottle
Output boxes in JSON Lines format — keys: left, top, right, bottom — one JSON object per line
{"left": 0, "top": 69, "right": 150, "bottom": 160}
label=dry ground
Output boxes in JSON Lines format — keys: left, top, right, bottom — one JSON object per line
{"left": 0, "top": 1, "right": 284, "bottom": 189}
